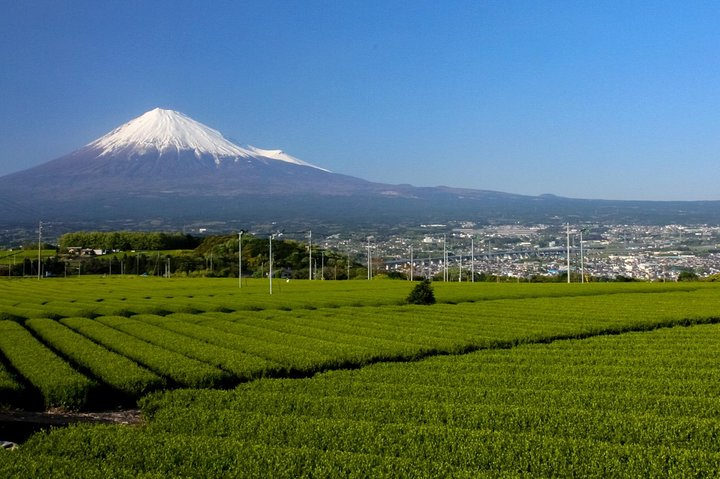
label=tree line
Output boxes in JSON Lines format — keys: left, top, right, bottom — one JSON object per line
{"left": 21, "top": 232, "right": 365, "bottom": 279}
{"left": 58, "top": 231, "right": 200, "bottom": 251}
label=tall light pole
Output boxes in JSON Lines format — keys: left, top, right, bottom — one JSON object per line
{"left": 308, "top": 230, "right": 312, "bottom": 280}
{"left": 409, "top": 244, "right": 413, "bottom": 281}
{"left": 566, "top": 223, "right": 571, "bottom": 284}
{"left": 471, "top": 237, "right": 475, "bottom": 283}
{"left": 269, "top": 234, "right": 273, "bottom": 294}
{"left": 367, "top": 236, "right": 373, "bottom": 280}
{"left": 443, "top": 234, "right": 447, "bottom": 282}
{"left": 580, "top": 228, "right": 587, "bottom": 283}
{"left": 238, "top": 231, "right": 244, "bottom": 288}
{"left": 458, "top": 248, "right": 462, "bottom": 282}
{"left": 37, "top": 220, "right": 42, "bottom": 280}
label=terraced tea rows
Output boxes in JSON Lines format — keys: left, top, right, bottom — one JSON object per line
{"left": 4, "top": 322, "right": 720, "bottom": 477}
{"left": 2, "top": 279, "right": 720, "bottom": 476}
{"left": 2, "top": 281, "right": 720, "bottom": 409}
{"left": 0, "top": 277, "right": 706, "bottom": 320}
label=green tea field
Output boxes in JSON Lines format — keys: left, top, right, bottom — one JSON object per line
{"left": 2, "top": 278, "right": 720, "bottom": 476}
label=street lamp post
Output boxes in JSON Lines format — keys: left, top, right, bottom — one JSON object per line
{"left": 269, "top": 231, "right": 283, "bottom": 295}
{"left": 269, "top": 234, "right": 274, "bottom": 295}
{"left": 566, "top": 223, "right": 571, "bottom": 283}
{"left": 458, "top": 251, "right": 462, "bottom": 282}
{"left": 580, "top": 228, "right": 587, "bottom": 283}
{"left": 443, "top": 234, "right": 447, "bottom": 282}
{"left": 471, "top": 237, "right": 475, "bottom": 283}
{"left": 409, "top": 245, "right": 413, "bottom": 281}
{"left": 238, "top": 231, "right": 244, "bottom": 288}
{"left": 367, "top": 237, "right": 372, "bottom": 280}
{"left": 37, "top": 221, "right": 42, "bottom": 280}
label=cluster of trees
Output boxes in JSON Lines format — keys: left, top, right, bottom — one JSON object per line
{"left": 58, "top": 231, "right": 200, "bottom": 251}
{"left": 192, "top": 234, "right": 363, "bottom": 280}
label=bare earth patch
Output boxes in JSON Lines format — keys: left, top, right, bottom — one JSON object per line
{"left": 0, "top": 408, "right": 143, "bottom": 444}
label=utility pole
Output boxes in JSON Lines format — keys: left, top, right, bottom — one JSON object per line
{"left": 37, "top": 221, "right": 42, "bottom": 280}
{"left": 308, "top": 230, "right": 312, "bottom": 280}
{"left": 269, "top": 234, "right": 273, "bottom": 295}
{"left": 409, "top": 245, "right": 413, "bottom": 281}
{"left": 443, "top": 234, "right": 447, "bottom": 282}
{"left": 238, "top": 231, "right": 244, "bottom": 288}
{"left": 269, "top": 231, "right": 283, "bottom": 294}
{"left": 580, "top": 228, "right": 587, "bottom": 283}
{"left": 367, "top": 237, "right": 372, "bottom": 280}
{"left": 566, "top": 223, "right": 571, "bottom": 284}
{"left": 347, "top": 243, "right": 351, "bottom": 280}
{"left": 471, "top": 237, "right": 475, "bottom": 283}
{"left": 458, "top": 250, "right": 462, "bottom": 282}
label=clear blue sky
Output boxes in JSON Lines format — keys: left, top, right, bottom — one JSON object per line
{"left": 2, "top": 1, "right": 720, "bottom": 201}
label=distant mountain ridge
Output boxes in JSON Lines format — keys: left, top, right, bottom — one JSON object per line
{"left": 1, "top": 108, "right": 719, "bottom": 229}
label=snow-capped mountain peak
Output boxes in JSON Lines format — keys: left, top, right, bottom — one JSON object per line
{"left": 88, "top": 108, "right": 250, "bottom": 158}
{"left": 86, "top": 108, "right": 327, "bottom": 170}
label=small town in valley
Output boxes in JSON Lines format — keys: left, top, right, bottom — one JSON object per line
{"left": 338, "top": 223, "right": 720, "bottom": 282}
{"left": 4, "top": 222, "right": 720, "bottom": 282}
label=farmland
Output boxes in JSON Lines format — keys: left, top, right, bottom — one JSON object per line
{"left": 2, "top": 278, "right": 720, "bottom": 476}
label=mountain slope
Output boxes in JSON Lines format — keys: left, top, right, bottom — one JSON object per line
{"left": 1, "top": 108, "right": 719, "bottom": 229}
{"left": 0, "top": 108, "right": 471, "bottom": 224}
{"left": 0, "top": 108, "right": 374, "bottom": 197}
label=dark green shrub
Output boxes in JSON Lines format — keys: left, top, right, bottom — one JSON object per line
{"left": 406, "top": 280, "right": 436, "bottom": 305}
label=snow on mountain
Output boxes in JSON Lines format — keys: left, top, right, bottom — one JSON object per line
{"left": 88, "top": 108, "right": 250, "bottom": 159}
{"left": 245, "top": 145, "right": 330, "bottom": 172}
{"left": 87, "top": 108, "right": 327, "bottom": 170}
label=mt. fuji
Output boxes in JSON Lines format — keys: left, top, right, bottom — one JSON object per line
{"left": 87, "top": 108, "right": 327, "bottom": 171}
{"left": 0, "top": 108, "right": 432, "bottom": 226}
{"left": 0, "top": 108, "right": 371, "bottom": 199}
{"left": 2, "top": 108, "right": 717, "bottom": 229}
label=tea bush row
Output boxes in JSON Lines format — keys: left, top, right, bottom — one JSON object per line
{"left": 60, "top": 318, "right": 228, "bottom": 388}
{"left": 0, "top": 321, "right": 95, "bottom": 409}
{"left": 25, "top": 318, "right": 165, "bottom": 400}
{"left": 0, "top": 277, "right": 709, "bottom": 320}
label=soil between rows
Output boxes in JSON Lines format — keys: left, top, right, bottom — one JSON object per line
{"left": 0, "top": 408, "right": 142, "bottom": 444}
